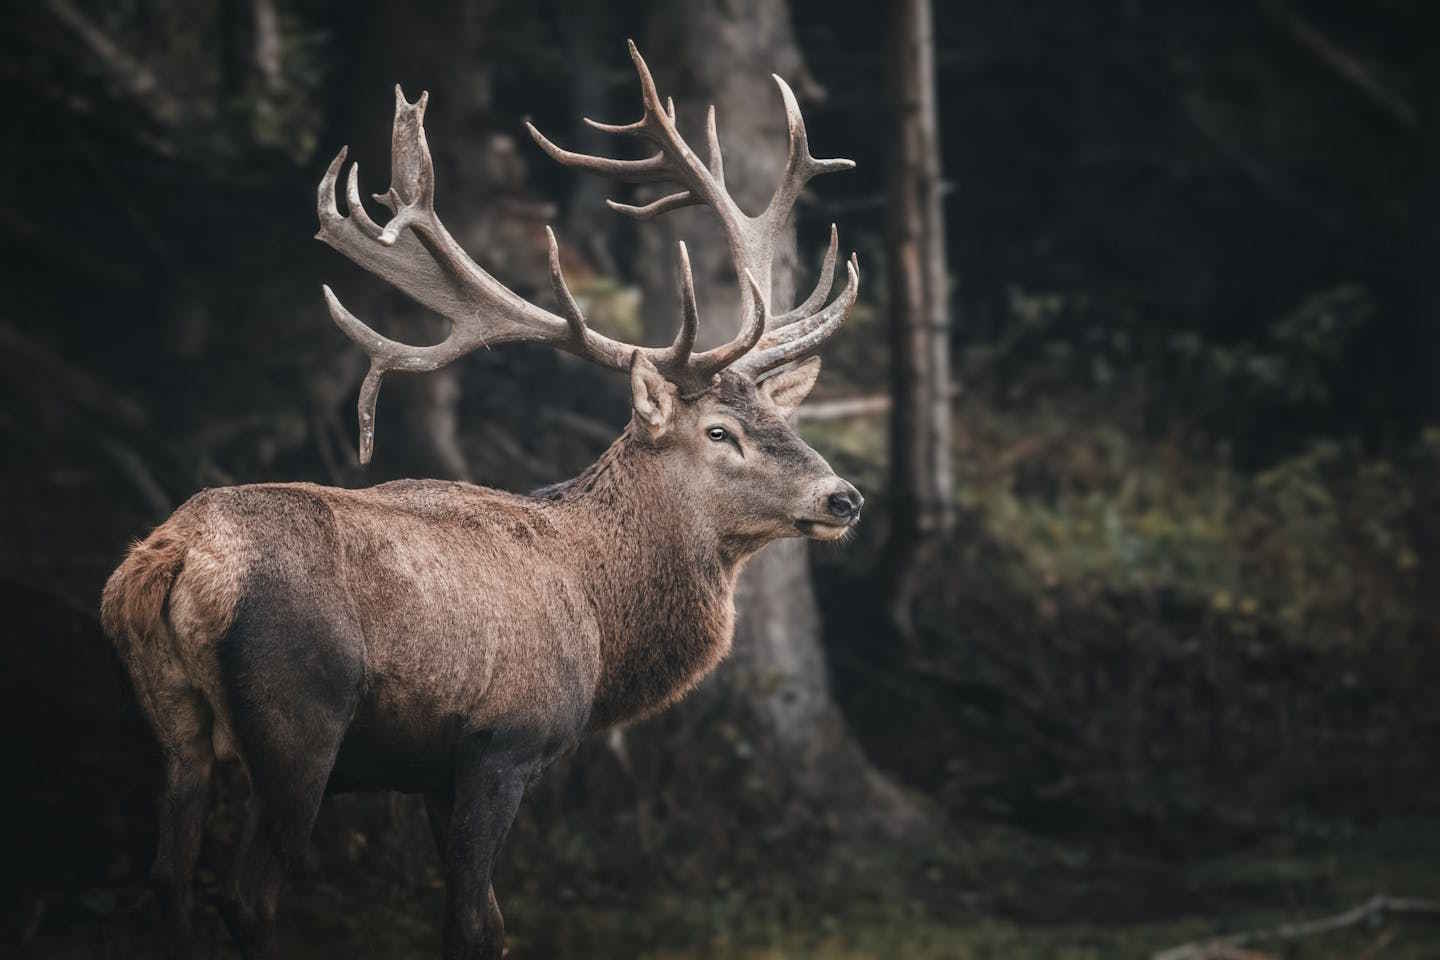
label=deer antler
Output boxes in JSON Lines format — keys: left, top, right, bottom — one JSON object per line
{"left": 316, "top": 41, "right": 855, "bottom": 463}
{"left": 527, "top": 40, "right": 859, "bottom": 382}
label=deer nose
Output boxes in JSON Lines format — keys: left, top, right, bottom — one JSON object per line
{"left": 826, "top": 483, "right": 863, "bottom": 520}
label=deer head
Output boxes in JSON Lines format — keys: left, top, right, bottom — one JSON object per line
{"left": 316, "top": 40, "right": 863, "bottom": 542}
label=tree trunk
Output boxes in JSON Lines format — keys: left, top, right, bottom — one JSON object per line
{"left": 1412, "top": 40, "right": 1439, "bottom": 632}
{"left": 885, "top": 0, "right": 953, "bottom": 640}
{"left": 633, "top": 0, "right": 933, "bottom": 844}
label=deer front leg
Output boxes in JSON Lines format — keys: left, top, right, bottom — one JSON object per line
{"left": 440, "top": 732, "right": 538, "bottom": 960}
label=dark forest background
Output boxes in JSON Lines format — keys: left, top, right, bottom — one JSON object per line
{"left": 2, "top": 1, "right": 1437, "bottom": 957}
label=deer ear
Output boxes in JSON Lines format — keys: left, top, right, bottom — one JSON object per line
{"left": 630, "top": 352, "right": 677, "bottom": 439}
{"left": 758, "top": 357, "right": 822, "bottom": 416}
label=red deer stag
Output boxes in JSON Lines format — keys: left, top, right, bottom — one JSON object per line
{"left": 101, "top": 40, "right": 861, "bottom": 960}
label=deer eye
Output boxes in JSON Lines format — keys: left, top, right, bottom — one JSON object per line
{"left": 706, "top": 426, "right": 730, "bottom": 443}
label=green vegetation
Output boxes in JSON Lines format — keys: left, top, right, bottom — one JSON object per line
{"left": 945, "top": 405, "right": 1432, "bottom": 650}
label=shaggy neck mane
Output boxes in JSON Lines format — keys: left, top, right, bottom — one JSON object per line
{"left": 539, "top": 426, "right": 742, "bottom": 729}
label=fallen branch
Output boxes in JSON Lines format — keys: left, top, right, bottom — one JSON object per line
{"left": 1153, "top": 894, "right": 1440, "bottom": 960}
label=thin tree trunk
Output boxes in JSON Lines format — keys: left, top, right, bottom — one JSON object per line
{"left": 885, "top": 0, "right": 953, "bottom": 640}
{"left": 1411, "top": 40, "right": 1439, "bottom": 632}
{"left": 558, "top": 5, "right": 621, "bottom": 281}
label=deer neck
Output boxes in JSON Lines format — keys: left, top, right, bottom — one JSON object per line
{"left": 549, "top": 427, "right": 741, "bottom": 729}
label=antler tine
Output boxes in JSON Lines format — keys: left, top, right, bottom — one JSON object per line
{"left": 762, "top": 75, "right": 856, "bottom": 229}
{"left": 626, "top": 38, "right": 670, "bottom": 125}
{"left": 772, "top": 223, "right": 839, "bottom": 328}
{"left": 605, "top": 190, "right": 701, "bottom": 220}
{"left": 524, "top": 122, "right": 671, "bottom": 184}
{"left": 544, "top": 226, "right": 588, "bottom": 342}
{"left": 731, "top": 254, "right": 859, "bottom": 380}
{"left": 655, "top": 241, "right": 700, "bottom": 368}
{"left": 583, "top": 116, "right": 648, "bottom": 136}
{"left": 704, "top": 105, "right": 725, "bottom": 183}
{"left": 689, "top": 271, "right": 768, "bottom": 379}
{"left": 343, "top": 161, "right": 384, "bottom": 238}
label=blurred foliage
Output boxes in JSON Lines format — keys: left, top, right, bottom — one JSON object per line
{"left": 33, "top": 0, "right": 331, "bottom": 169}
{"left": 949, "top": 389, "right": 1432, "bottom": 652}
{"left": 976, "top": 282, "right": 1385, "bottom": 466}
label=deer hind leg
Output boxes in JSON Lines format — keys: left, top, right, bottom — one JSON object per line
{"left": 121, "top": 635, "right": 216, "bottom": 959}
{"left": 219, "top": 796, "right": 277, "bottom": 956}
{"left": 425, "top": 785, "right": 454, "bottom": 860}
{"left": 214, "top": 570, "right": 365, "bottom": 958}
{"left": 221, "top": 793, "right": 303, "bottom": 959}
{"left": 146, "top": 685, "right": 215, "bottom": 959}
{"left": 439, "top": 731, "right": 544, "bottom": 960}
{"left": 218, "top": 669, "right": 360, "bottom": 957}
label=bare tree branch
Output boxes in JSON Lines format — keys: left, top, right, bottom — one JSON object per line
{"left": 251, "top": 0, "right": 284, "bottom": 95}
{"left": 1262, "top": 0, "right": 1418, "bottom": 129}
{"left": 793, "top": 386, "right": 961, "bottom": 422}
{"left": 0, "top": 322, "right": 147, "bottom": 429}
{"left": 793, "top": 393, "right": 891, "bottom": 421}
{"left": 44, "top": 0, "right": 184, "bottom": 129}
{"left": 98, "top": 437, "right": 171, "bottom": 520}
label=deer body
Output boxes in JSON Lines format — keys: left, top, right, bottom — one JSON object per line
{"left": 104, "top": 41, "right": 863, "bottom": 960}
{"left": 126, "top": 431, "right": 748, "bottom": 794}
